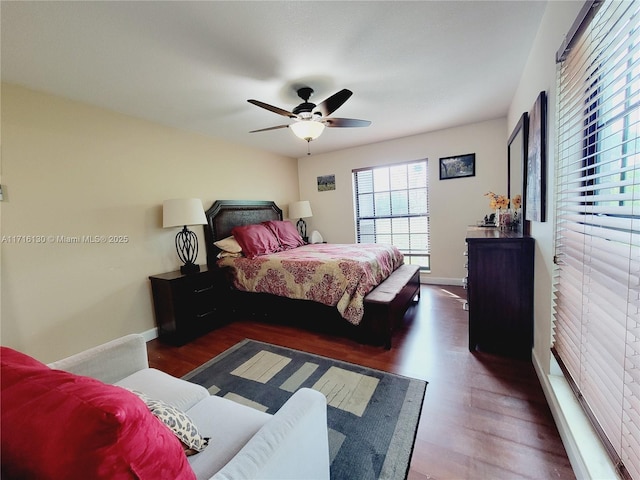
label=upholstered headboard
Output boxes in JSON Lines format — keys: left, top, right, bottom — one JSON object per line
{"left": 203, "top": 200, "right": 282, "bottom": 266}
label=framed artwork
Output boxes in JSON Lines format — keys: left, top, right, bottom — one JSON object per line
{"left": 525, "top": 91, "right": 547, "bottom": 222}
{"left": 439, "top": 153, "right": 475, "bottom": 180}
{"left": 317, "top": 174, "right": 336, "bottom": 191}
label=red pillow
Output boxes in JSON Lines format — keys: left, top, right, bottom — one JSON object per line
{"left": 263, "top": 220, "right": 305, "bottom": 250}
{"left": 0, "top": 347, "right": 195, "bottom": 480}
{"left": 231, "top": 223, "right": 281, "bottom": 258}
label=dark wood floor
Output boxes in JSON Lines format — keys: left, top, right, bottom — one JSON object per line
{"left": 147, "top": 285, "right": 575, "bottom": 479}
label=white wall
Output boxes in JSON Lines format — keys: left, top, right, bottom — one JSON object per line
{"left": 297, "top": 117, "right": 508, "bottom": 284}
{"left": 1, "top": 84, "right": 299, "bottom": 362}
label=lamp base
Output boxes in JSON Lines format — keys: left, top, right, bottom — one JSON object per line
{"left": 175, "top": 226, "right": 200, "bottom": 275}
{"left": 296, "top": 218, "right": 307, "bottom": 241}
{"left": 180, "top": 262, "right": 200, "bottom": 275}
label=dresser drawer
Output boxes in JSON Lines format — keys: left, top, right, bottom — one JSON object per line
{"left": 173, "top": 274, "right": 218, "bottom": 318}
{"left": 149, "top": 266, "right": 227, "bottom": 345}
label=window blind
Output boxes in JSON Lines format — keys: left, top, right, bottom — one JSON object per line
{"left": 553, "top": 1, "right": 640, "bottom": 479}
{"left": 353, "top": 160, "right": 430, "bottom": 269}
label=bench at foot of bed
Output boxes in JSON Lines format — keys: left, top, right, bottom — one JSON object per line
{"left": 363, "top": 264, "right": 421, "bottom": 349}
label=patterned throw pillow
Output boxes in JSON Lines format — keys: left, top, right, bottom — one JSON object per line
{"left": 132, "top": 390, "right": 209, "bottom": 455}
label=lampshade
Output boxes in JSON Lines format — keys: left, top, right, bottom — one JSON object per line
{"left": 289, "top": 200, "right": 313, "bottom": 219}
{"left": 163, "top": 198, "right": 207, "bottom": 228}
{"left": 289, "top": 121, "right": 325, "bottom": 141}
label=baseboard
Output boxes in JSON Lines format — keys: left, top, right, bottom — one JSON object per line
{"left": 420, "top": 274, "right": 463, "bottom": 286}
{"left": 140, "top": 327, "right": 158, "bottom": 342}
{"left": 532, "top": 350, "right": 618, "bottom": 480}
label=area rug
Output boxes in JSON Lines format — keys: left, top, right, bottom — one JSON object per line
{"left": 183, "top": 339, "right": 427, "bottom": 480}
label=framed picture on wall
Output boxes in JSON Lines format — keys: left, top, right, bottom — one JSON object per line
{"left": 317, "top": 174, "right": 336, "bottom": 191}
{"left": 439, "top": 153, "right": 476, "bottom": 180}
{"left": 525, "top": 91, "right": 547, "bottom": 222}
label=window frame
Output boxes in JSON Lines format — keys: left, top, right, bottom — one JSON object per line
{"left": 353, "top": 159, "right": 430, "bottom": 270}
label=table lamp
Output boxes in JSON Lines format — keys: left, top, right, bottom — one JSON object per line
{"left": 163, "top": 198, "right": 207, "bottom": 274}
{"left": 289, "top": 200, "right": 313, "bottom": 243}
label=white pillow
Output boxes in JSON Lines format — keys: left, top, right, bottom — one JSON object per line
{"left": 214, "top": 236, "right": 242, "bottom": 253}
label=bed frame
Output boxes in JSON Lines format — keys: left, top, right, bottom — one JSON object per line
{"left": 203, "top": 200, "right": 420, "bottom": 348}
{"left": 203, "top": 200, "right": 283, "bottom": 265}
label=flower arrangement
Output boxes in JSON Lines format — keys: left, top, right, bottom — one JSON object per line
{"left": 484, "top": 192, "right": 522, "bottom": 230}
{"left": 485, "top": 192, "right": 522, "bottom": 210}
{"left": 485, "top": 191, "right": 509, "bottom": 210}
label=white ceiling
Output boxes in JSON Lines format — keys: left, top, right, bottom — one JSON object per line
{"left": 1, "top": 1, "right": 547, "bottom": 159}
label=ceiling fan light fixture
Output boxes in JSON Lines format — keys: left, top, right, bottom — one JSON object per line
{"left": 289, "top": 120, "right": 325, "bottom": 141}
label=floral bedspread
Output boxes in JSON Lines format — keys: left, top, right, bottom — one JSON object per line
{"left": 217, "top": 243, "right": 404, "bottom": 325}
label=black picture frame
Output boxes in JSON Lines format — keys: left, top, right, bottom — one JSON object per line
{"left": 525, "top": 91, "right": 547, "bottom": 222}
{"left": 439, "top": 153, "right": 476, "bottom": 180}
{"left": 508, "top": 112, "right": 529, "bottom": 234}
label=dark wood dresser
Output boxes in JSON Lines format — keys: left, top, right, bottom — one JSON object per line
{"left": 465, "top": 227, "right": 534, "bottom": 358}
{"left": 149, "top": 266, "right": 228, "bottom": 345}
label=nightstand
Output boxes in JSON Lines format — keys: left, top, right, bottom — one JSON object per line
{"left": 149, "top": 266, "right": 228, "bottom": 345}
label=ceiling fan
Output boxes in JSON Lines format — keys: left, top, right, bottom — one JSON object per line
{"left": 247, "top": 87, "right": 371, "bottom": 143}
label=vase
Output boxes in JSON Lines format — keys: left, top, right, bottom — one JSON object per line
{"left": 497, "top": 209, "right": 513, "bottom": 230}
{"left": 511, "top": 208, "right": 521, "bottom": 231}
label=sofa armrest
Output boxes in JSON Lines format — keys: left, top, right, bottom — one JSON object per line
{"left": 47, "top": 334, "right": 149, "bottom": 384}
{"left": 212, "top": 388, "right": 330, "bottom": 480}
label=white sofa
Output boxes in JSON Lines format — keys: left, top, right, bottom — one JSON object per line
{"left": 46, "top": 334, "right": 330, "bottom": 480}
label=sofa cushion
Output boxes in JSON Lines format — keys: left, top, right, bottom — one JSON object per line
{"left": 115, "top": 367, "right": 209, "bottom": 412}
{"left": 1, "top": 347, "right": 195, "bottom": 480}
{"left": 186, "top": 395, "right": 271, "bottom": 479}
{"left": 133, "top": 390, "right": 209, "bottom": 455}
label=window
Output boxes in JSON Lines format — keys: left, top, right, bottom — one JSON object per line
{"left": 353, "top": 160, "right": 430, "bottom": 269}
{"left": 554, "top": 1, "right": 640, "bottom": 478}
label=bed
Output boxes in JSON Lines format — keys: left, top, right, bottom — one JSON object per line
{"left": 203, "top": 200, "right": 420, "bottom": 347}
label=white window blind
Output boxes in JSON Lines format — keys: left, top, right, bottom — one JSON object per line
{"left": 553, "top": 1, "right": 640, "bottom": 479}
{"left": 353, "top": 160, "right": 430, "bottom": 269}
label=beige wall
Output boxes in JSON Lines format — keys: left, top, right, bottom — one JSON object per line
{"left": 297, "top": 117, "right": 508, "bottom": 283}
{"left": 1, "top": 84, "right": 299, "bottom": 362}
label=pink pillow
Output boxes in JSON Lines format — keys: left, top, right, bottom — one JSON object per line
{"left": 231, "top": 224, "right": 281, "bottom": 258}
{"left": 263, "top": 220, "right": 304, "bottom": 249}
{"left": 1, "top": 347, "right": 195, "bottom": 480}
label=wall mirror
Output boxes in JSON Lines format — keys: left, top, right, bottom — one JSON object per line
{"left": 507, "top": 112, "right": 529, "bottom": 233}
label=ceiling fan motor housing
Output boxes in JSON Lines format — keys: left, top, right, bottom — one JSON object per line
{"left": 292, "top": 87, "right": 316, "bottom": 115}
{"left": 293, "top": 102, "right": 316, "bottom": 115}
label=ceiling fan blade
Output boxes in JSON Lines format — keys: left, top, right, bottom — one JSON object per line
{"left": 249, "top": 125, "right": 290, "bottom": 133}
{"left": 315, "top": 89, "right": 353, "bottom": 117}
{"left": 248, "top": 99, "right": 297, "bottom": 118}
{"left": 325, "top": 118, "right": 371, "bottom": 128}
